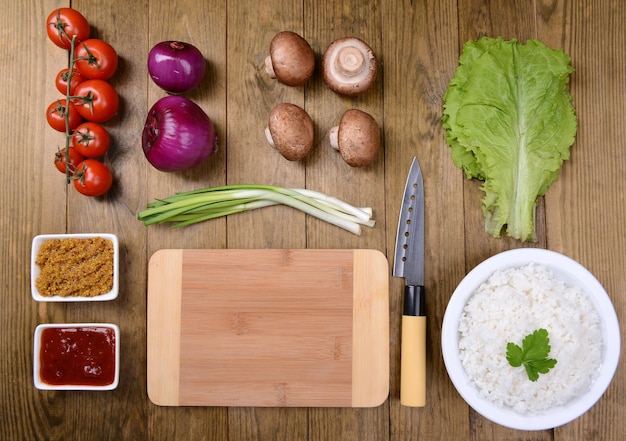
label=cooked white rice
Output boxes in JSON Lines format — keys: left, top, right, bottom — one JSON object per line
{"left": 458, "top": 263, "right": 602, "bottom": 414}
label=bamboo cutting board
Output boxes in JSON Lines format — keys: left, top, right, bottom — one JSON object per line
{"left": 147, "top": 249, "right": 389, "bottom": 408}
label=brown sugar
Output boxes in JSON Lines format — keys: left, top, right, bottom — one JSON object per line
{"left": 35, "top": 237, "right": 114, "bottom": 297}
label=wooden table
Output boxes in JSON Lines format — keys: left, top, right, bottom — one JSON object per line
{"left": 1, "top": 1, "right": 624, "bottom": 440}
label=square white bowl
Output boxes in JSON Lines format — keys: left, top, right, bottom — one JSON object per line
{"left": 34, "top": 323, "right": 120, "bottom": 390}
{"left": 31, "top": 233, "right": 119, "bottom": 301}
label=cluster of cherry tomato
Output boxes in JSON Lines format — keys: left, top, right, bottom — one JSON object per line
{"left": 45, "top": 8, "right": 119, "bottom": 197}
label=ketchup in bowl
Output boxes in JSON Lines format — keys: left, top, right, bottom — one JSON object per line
{"left": 37, "top": 325, "right": 118, "bottom": 388}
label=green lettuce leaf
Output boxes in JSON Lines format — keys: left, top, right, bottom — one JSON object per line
{"left": 442, "top": 37, "right": 577, "bottom": 242}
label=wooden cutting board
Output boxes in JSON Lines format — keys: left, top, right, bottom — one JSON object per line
{"left": 147, "top": 249, "right": 389, "bottom": 408}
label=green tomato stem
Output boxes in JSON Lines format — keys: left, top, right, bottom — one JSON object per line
{"left": 63, "top": 35, "right": 78, "bottom": 185}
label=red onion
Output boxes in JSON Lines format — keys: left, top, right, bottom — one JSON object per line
{"left": 147, "top": 41, "right": 206, "bottom": 94}
{"left": 142, "top": 96, "right": 218, "bottom": 172}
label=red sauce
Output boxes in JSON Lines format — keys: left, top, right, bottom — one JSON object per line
{"left": 40, "top": 327, "right": 116, "bottom": 386}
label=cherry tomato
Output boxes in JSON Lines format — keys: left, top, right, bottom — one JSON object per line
{"left": 46, "top": 99, "right": 82, "bottom": 132}
{"left": 54, "top": 147, "right": 85, "bottom": 174}
{"left": 73, "top": 80, "right": 119, "bottom": 122}
{"left": 46, "top": 8, "right": 90, "bottom": 50}
{"left": 73, "top": 160, "right": 113, "bottom": 197}
{"left": 72, "top": 122, "right": 111, "bottom": 158}
{"left": 74, "top": 39, "right": 118, "bottom": 80}
{"left": 55, "top": 68, "right": 86, "bottom": 95}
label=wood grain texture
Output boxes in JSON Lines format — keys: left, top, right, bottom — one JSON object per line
{"left": 352, "top": 249, "right": 390, "bottom": 407}
{"left": 539, "top": 3, "right": 626, "bottom": 441}
{"left": 1, "top": 0, "right": 624, "bottom": 440}
{"left": 143, "top": 0, "right": 229, "bottom": 439}
{"left": 224, "top": 1, "right": 310, "bottom": 437}
{"left": 147, "top": 249, "right": 183, "bottom": 406}
{"left": 146, "top": 249, "right": 388, "bottom": 407}
{"left": 382, "top": 0, "right": 471, "bottom": 439}
{"left": 304, "top": 0, "right": 389, "bottom": 438}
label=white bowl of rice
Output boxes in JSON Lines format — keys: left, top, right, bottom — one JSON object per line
{"left": 441, "top": 248, "right": 620, "bottom": 430}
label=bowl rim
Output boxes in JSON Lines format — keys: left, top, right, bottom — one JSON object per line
{"left": 31, "top": 233, "right": 119, "bottom": 302}
{"left": 441, "top": 248, "right": 621, "bottom": 430}
{"left": 33, "top": 323, "right": 120, "bottom": 390}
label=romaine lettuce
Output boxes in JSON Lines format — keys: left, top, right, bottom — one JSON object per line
{"left": 442, "top": 37, "right": 577, "bottom": 242}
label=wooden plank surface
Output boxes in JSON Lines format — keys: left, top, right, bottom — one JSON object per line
{"left": 383, "top": 1, "right": 470, "bottom": 439}
{"left": 1, "top": 0, "right": 624, "bottom": 440}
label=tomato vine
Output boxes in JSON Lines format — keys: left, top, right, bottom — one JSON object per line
{"left": 62, "top": 35, "right": 79, "bottom": 184}
{"left": 46, "top": 8, "right": 118, "bottom": 197}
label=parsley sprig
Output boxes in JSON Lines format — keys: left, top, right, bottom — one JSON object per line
{"left": 506, "top": 328, "right": 557, "bottom": 382}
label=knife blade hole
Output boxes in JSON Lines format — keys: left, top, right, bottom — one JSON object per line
{"left": 402, "top": 257, "right": 407, "bottom": 262}
{"left": 403, "top": 244, "right": 408, "bottom": 249}
{"left": 408, "top": 207, "right": 413, "bottom": 212}
{"left": 404, "top": 232, "right": 410, "bottom": 237}
{"left": 406, "top": 219, "right": 411, "bottom": 224}
{"left": 410, "top": 195, "right": 415, "bottom": 200}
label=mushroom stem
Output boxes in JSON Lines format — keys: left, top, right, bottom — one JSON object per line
{"left": 264, "top": 56, "right": 277, "bottom": 79}
{"left": 322, "top": 37, "right": 378, "bottom": 96}
{"left": 329, "top": 126, "right": 340, "bottom": 150}
{"left": 335, "top": 46, "right": 365, "bottom": 77}
{"left": 264, "top": 127, "right": 277, "bottom": 148}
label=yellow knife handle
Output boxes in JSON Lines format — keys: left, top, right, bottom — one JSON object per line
{"left": 400, "top": 315, "right": 426, "bottom": 406}
{"left": 400, "top": 285, "right": 426, "bottom": 407}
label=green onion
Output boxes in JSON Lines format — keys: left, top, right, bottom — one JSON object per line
{"left": 138, "top": 184, "right": 375, "bottom": 235}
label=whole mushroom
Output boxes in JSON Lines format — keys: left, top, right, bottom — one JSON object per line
{"left": 264, "top": 31, "right": 316, "bottom": 87}
{"left": 329, "top": 109, "right": 381, "bottom": 167}
{"left": 265, "top": 103, "right": 315, "bottom": 161}
{"left": 322, "top": 37, "right": 378, "bottom": 95}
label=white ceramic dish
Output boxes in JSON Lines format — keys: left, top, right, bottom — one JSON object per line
{"left": 31, "top": 233, "right": 119, "bottom": 301}
{"left": 441, "top": 248, "right": 620, "bottom": 431}
{"left": 34, "top": 323, "right": 120, "bottom": 391}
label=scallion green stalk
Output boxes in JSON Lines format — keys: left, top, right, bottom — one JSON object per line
{"left": 138, "top": 184, "right": 374, "bottom": 235}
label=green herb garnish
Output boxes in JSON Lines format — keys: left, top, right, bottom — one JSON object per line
{"left": 506, "top": 328, "right": 557, "bottom": 382}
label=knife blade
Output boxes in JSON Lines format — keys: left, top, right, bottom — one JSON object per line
{"left": 393, "top": 156, "right": 426, "bottom": 407}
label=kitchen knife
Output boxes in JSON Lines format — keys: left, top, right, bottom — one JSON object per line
{"left": 393, "top": 156, "right": 426, "bottom": 407}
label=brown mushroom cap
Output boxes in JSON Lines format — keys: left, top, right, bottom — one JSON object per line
{"left": 265, "top": 103, "right": 315, "bottom": 161}
{"left": 330, "top": 109, "right": 381, "bottom": 167}
{"left": 322, "top": 37, "right": 377, "bottom": 95}
{"left": 264, "top": 31, "right": 315, "bottom": 87}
